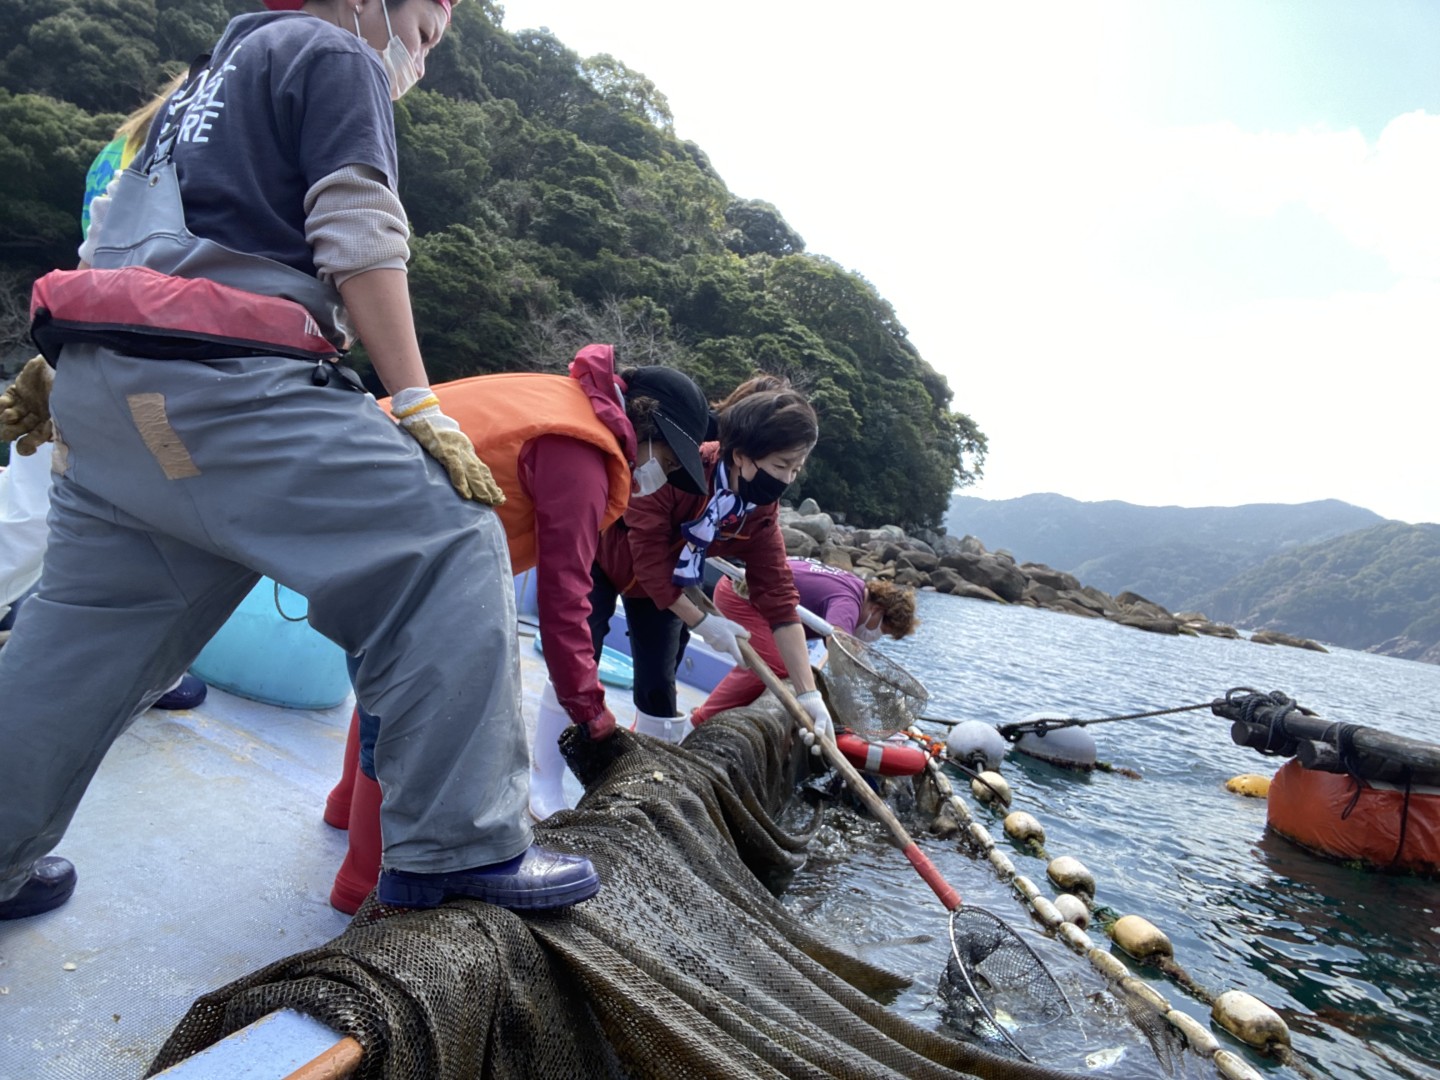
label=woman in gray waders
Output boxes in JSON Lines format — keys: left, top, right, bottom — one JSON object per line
{"left": 0, "top": 0, "right": 600, "bottom": 920}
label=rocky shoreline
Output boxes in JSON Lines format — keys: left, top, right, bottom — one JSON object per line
{"left": 780, "top": 500, "right": 1329, "bottom": 654}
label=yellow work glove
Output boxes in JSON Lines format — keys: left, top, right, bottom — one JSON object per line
{"left": 391, "top": 387, "right": 505, "bottom": 506}
{"left": 0, "top": 355, "right": 56, "bottom": 456}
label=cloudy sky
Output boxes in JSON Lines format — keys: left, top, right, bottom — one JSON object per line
{"left": 493, "top": 0, "right": 1440, "bottom": 524}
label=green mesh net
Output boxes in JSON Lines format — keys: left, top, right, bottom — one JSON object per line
{"left": 146, "top": 700, "right": 1089, "bottom": 1080}
{"left": 149, "top": 702, "right": 1088, "bottom": 1080}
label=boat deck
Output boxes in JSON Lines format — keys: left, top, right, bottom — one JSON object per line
{"left": 0, "top": 624, "right": 708, "bottom": 1080}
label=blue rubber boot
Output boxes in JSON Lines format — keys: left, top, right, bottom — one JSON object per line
{"left": 152, "top": 673, "right": 208, "bottom": 711}
{"left": 377, "top": 845, "right": 600, "bottom": 911}
{"left": 0, "top": 856, "right": 77, "bottom": 920}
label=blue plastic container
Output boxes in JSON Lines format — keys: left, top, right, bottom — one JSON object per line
{"left": 593, "top": 605, "right": 734, "bottom": 694}
{"left": 533, "top": 631, "right": 635, "bottom": 689}
{"left": 190, "top": 578, "right": 351, "bottom": 709}
{"left": 514, "top": 570, "right": 539, "bottom": 618}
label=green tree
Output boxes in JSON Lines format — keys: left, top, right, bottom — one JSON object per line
{"left": 393, "top": 90, "right": 494, "bottom": 235}
{"left": 0, "top": 89, "right": 118, "bottom": 274}
{"left": 0, "top": 0, "right": 161, "bottom": 113}
{"left": 723, "top": 199, "right": 805, "bottom": 257}
{"left": 0, "top": 0, "right": 984, "bottom": 530}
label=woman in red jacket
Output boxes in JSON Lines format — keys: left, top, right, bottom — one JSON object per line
{"left": 589, "top": 375, "right": 835, "bottom": 746}
{"left": 326, "top": 344, "right": 712, "bottom": 913}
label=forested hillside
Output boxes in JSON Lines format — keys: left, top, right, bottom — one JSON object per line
{"left": 1200, "top": 522, "right": 1440, "bottom": 659}
{"left": 0, "top": 0, "right": 984, "bottom": 528}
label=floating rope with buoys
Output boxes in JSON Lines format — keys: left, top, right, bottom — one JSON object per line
{"left": 908, "top": 719, "right": 1321, "bottom": 1080}
{"left": 921, "top": 704, "right": 1207, "bottom": 778}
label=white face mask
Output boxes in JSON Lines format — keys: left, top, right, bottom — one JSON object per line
{"left": 356, "top": 4, "right": 420, "bottom": 101}
{"left": 853, "top": 618, "right": 884, "bottom": 644}
{"left": 632, "top": 439, "right": 667, "bottom": 498}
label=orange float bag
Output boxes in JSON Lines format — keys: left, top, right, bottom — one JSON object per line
{"left": 1267, "top": 759, "right": 1440, "bottom": 874}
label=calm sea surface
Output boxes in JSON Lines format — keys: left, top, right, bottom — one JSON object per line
{"left": 781, "top": 590, "right": 1440, "bottom": 1080}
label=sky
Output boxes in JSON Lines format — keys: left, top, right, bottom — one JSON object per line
{"left": 492, "top": 0, "right": 1440, "bottom": 525}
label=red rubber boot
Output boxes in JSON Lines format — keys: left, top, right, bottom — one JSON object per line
{"left": 329, "top": 769, "right": 382, "bottom": 915}
{"left": 323, "top": 708, "right": 361, "bottom": 829}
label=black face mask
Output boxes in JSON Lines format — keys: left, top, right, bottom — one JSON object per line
{"left": 737, "top": 464, "right": 788, "bottom": 506}
{"left": 666, "top": 467, "right": 704, "bottom": 496}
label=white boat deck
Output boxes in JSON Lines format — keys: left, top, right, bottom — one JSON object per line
{"left": 0, "top": 623, "right": 709, "bottom": 1080}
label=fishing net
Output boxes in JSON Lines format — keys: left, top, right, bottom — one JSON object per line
{"left": 815, "top": 629, "right": 1074, "bottom": 1062}
{"left": 146, "top": 699, "right": 1087, "bottom": 1080}
{"left": 941, "top": 908, "right": 1074, "bottom": 1060}
{"left": 822, "top": 628, "right": 931, "bottom": 739}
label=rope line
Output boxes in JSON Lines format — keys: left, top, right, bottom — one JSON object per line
{"left": 998, "top": 700, "right": 1212, "bottom": 739}
{"left": 273, "top": 580, "right": 309, "bottom": 623}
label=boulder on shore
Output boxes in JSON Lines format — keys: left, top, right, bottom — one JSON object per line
{"left": 781, "top": 500, "right": 1333, "bottom": 655}
{"left": 1249, "top": 630, "right": 1328, "bottom": 652}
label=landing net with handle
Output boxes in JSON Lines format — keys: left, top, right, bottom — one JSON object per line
{"left": 815, "top": 628, "right": 1073, "bottom": 1060}
{"left": 146, "top": 700, "right": 1088, "bottom": 1080}
{"left": 822, "top": 626, "right": 931, "bottom": 741}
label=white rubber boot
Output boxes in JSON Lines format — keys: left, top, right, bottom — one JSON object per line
{"left": 528, "top": 682, "right": 573, "bottom": 821}
{"left": 632, "top": 707, "right": 691, "bottom": 744}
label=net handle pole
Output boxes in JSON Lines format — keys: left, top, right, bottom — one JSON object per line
{"left": 281, "top": 1036, "right": 363, "bottom": 1079}
{"left": 708, "top": 557, "right": 837, "bottom": 638}
{"left": 684, "top": 585, "right": 960, "bottom": 912}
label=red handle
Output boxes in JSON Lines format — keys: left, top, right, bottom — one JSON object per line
{"left": 682, "top": 585, "right": 965, "bottom": 914}
{"left": 904, "top": 844, "right": 961, "bottom": 911}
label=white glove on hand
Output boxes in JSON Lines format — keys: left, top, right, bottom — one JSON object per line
{"left": 692, "top": 612, "right": 749, "bottom": 667}
{"left": 796, "top": 690, "right": 834, "bottom": 755}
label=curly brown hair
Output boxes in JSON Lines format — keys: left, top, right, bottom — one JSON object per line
{"left": 865, "top": 579, "right": 919, "bottom": 639}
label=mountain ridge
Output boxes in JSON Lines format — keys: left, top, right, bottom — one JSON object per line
{"left": 944, "top": 492, "right": 1386, "bottom": 610}
{"left": 941, "top": 492, "right": 1439, "bottom": 662}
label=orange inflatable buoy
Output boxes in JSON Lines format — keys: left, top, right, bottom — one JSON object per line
{"left": 1267, "top": 759, "right": 1440, "bottom": 874}
{"left": 835, "top": 732, "right": 929, "bottom": 777}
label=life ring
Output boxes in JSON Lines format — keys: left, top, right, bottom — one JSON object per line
{"left": 1267, "top": 759, "right": 1440, "bottom": 874}
{"left": 835, "top": 732, "right": 929, "bottom": 777}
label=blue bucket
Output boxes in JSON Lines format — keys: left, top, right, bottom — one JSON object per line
{"left": 191, "top": 578, "right": 351, "bottom": 709}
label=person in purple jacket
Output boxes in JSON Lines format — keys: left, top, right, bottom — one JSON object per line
{"left": 690, "top": 558, "right": 918, "bottom": 726}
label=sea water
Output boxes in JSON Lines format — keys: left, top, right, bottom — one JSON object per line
{"left": 783, "top": 590, "right": 1440, "bottom": 1080}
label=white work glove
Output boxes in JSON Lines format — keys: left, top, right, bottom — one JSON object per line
{"left": 796, "top": 690, "right": 834, "bottom": 755}
{"left": 391, "top": 386, "right": 505, "bottom": 506}
{"left": 692, "top": 612, "right": 749, "bottom": 667}
{"left": 78, "top": 190, "right": 113, "bottom": 265}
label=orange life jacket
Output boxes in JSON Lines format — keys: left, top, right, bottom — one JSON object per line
{"left": 388, "top": 373, "right": 631, "bottom": 573}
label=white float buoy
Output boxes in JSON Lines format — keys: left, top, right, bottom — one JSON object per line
{"left": 1165, "top": 1010, "right": 1220, "bottom": 1057}
{"left": 970, "top": 770, "right": 1012, "bottom": 806}
{"left": 1030, "top": 895, "right": 1064, "bottom": 930}
{"left": 1053, "top": 893, "right": 1090, "bottom": 928}
{"left": 1046, "top": 855, "right": 1096, "bottom": 899}
{"left": 1214, "top": 1049, "right": 1266, "bottom": 1080}
{"left": 1003, "top": 810, "right": 1045, "bottom": 844}
{"left": 1212, "top": 990, "right": 1290, "bottom": 1050}
{"left": 945, "top": 720, "right": 1009, "bottom": 770}
{"left": 1112, "top": 915, "right": 1173, "bottom": 961}
{"left": 1014, "top": 723, "right": 1098, "bottom": 769}
{"left": 1087, "top": 948, "right": 1131, "bottom": 983}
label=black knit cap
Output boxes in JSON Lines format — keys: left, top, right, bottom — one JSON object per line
{"left": 624, "top": 367, "right": 711, "bottom": 494}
